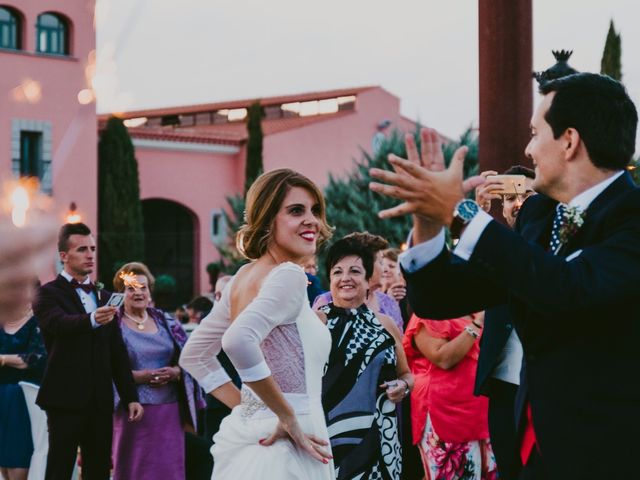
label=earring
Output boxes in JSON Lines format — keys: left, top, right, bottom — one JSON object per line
{"left": 365, "top": 289, "right": 370, "bottom": 300}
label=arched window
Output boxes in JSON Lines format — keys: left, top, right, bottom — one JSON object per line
{"left": 0, "top": 6, "right": 21, "bottom": 49}
{"left": 36, "top": 12, "right": 68, "bottom": 55}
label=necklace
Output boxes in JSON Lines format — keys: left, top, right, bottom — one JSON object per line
{"left": 124, "top": 311, "right": 148, "bottom": 330}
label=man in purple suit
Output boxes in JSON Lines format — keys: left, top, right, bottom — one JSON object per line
{"left": 34, "top": 223, "right": 143, "bottom": 480}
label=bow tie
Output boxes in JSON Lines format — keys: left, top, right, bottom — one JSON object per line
{"left": 70, "top": 279, "right": 95, "bottom": 294}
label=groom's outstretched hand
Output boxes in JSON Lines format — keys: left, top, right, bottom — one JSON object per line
{"left": 369, "top": 128, "right": 485, "bottom": 244}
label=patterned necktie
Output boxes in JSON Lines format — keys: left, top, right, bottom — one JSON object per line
{"left": 548, "top": 203, "right": 568, "bottom": 254}
{"left": 70, "top": 279, "right": 95, "bottom": 294}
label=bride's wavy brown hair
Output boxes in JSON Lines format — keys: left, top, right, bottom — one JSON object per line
{"left": 236, "top": 169, "right": 332, "bottom": 260}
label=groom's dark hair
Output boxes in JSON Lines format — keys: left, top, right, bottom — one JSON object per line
{"left": 540, "top": 73, "right": 637, "bottom": 170}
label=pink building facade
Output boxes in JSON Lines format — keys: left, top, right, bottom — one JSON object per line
{"left": 1, "top": 2, "right": 418, "bottom": 302}
{"left": 109, "top": 86, "right": 417, "bottom": 301}
{"left": 0, "top": 0, "right": 97, "bottom": 240}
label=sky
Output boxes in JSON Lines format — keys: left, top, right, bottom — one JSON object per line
{"left": 95, "top": 0, "right": 639, "bottom": 144}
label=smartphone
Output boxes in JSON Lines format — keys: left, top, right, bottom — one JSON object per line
{"left": 384, "top": 380, "right": 399, "bottom": 391}
{"left": 106, "top": 293, "right": 124, "bottom": 308}
{"left": 486, "top": 174, "right": 527, "bottom": 195}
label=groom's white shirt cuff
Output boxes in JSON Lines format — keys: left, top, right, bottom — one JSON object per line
{"left": 399, "top": 210, "right": 493, "bottom": 273}
{"left": 452, "top": 210, "right": 493, "bottom": 261}
{"left": 399, "top": 229, "right": 445, "bottom": 273}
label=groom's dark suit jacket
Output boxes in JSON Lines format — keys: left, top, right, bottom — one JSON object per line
{"left": 404, "top": 172, "right": 640, "bottom": 480}
{"left": 33, "top": 275, "right": 137, "bottom": 411}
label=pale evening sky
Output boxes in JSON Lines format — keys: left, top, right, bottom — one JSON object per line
{"left": 95, "top": 0, "right": 639, "bottom": 147}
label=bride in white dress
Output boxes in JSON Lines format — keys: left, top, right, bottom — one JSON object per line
{"left": 180, "top": 169, "right": 335, "bottom": 479}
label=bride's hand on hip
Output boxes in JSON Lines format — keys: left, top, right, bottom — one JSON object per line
{"left": 259, "top": 417, "right": 332, "bottom": 464}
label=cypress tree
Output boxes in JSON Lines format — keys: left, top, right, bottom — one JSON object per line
{"left": 217, "top": 101, "right": 265, "bottom": 273}
{"left": 600, "top": 20, "right": 622, "bottom": 81}
{"left": 244, "top": 101, "right": 264, "bottom": 194}
{"left": 97, "top": 116, "right": 145, "bottom": 286}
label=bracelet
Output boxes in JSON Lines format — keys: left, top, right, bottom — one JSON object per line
{"left": 464, "top": 325, "right": 480, "bottom": 339}
{"left": 398, "top": 379, "right": 410, "bottom": 397}
{"left": 471, "top": 320, "right": 483, "bottom": 329}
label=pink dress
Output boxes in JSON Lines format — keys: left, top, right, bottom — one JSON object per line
{"left": 404, "top": 315, "right": 489, "bottom": 443}
{"left": 404, "top": 315, "right": 497, "bottom": 480}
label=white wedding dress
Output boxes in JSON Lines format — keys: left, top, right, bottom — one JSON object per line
{"left": 180, "top": 262, "right": 334, "bottom": 479}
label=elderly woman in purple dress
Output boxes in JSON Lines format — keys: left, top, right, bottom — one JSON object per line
{"left": 111, "top": 262, "right": 204, "bottom": 480}
{"left": 313, "top": 232, "right": 403, "bottom": 331}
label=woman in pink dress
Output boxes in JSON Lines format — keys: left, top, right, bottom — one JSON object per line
{"left": 403, "top": 313, "right": 497, "bottom": 480}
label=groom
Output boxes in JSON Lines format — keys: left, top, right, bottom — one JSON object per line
{"left": 34, "top": 223, "right": 143, "bottom": 480}
{"left": 370, "top": 73, "right": 640, "bottom": 479}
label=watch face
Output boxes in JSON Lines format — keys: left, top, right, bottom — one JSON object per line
{"left": 457, "top": 199, "right": 479, "bottom": 222}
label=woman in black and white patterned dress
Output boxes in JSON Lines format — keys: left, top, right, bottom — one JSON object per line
{"left": 317, "top": 236, "right": 414, "bottom": 480}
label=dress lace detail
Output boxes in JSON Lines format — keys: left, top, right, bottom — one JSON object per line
{"left": 239, "top": 388, "right": 268, "bottom": 421}
{"left": 262, "top": 323, "right": 306, "bottom": 394}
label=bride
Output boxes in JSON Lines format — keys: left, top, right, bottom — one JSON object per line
{"left": 180, "top": 169, "right": 334, "bottom": 479}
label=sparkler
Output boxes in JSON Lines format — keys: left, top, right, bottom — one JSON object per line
{"left": 119, "top": 271, "right": 145, "bottom": 290}
{"left": 10, "top": 185, "right": 29, "bottom": 227}
{"left": 1, "top": 178, "right": 44, "bottom": 228}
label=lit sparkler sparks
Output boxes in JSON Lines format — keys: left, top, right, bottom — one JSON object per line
{"left": 10, "top": 186, "right": 29, "bottom": 227}
{"left": 1, "top": 178, "right": 43, "bottom": 228}
{"left": 119, "top": 271, "right": 144, "bottom": 290}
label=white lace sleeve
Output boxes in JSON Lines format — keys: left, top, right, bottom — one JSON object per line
{"left": 221, "top": 262, "right": 307, "bottom": 382}
{"left": 179, "top": 281, "right": 233, "bottom": 393}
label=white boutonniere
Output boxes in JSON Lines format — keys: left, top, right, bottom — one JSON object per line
{"left": 95, "top": 281, "right": 104, "bottom": 301}
{"left": 557, "top": 206, "right": 586, "bottom": 247}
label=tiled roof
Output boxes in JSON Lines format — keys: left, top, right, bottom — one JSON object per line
{"left": 126, "top": 127, "right": 243, "bottom": 146}
{"left": 191, "top": 110, "right": 354, "bottom": 137}
{"left": 110, "top": 109, "right": 357, "bottom": 146}
{"left": 98, "top": 86, "right": 377, "bottom": 120}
